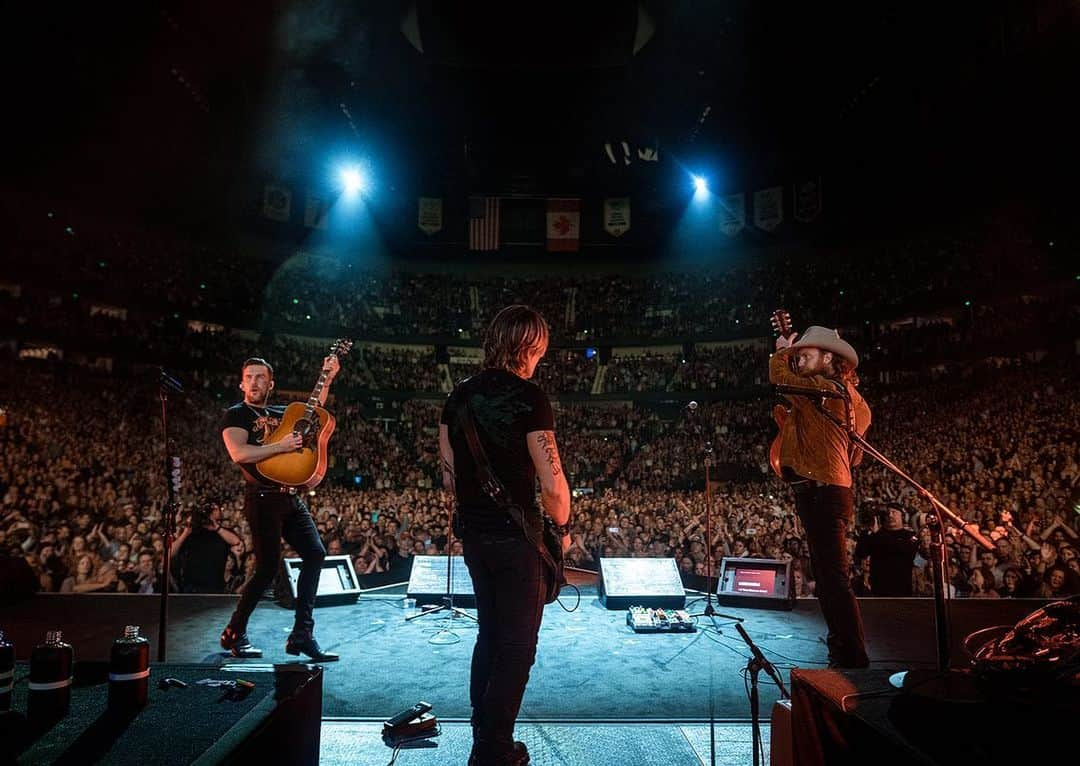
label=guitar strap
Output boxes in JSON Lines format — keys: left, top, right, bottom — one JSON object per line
{"left": 457, "top": 398, "right": 560, "bottom": 576}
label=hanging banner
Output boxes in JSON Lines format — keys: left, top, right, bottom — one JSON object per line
{"left": 546, "top": 198, "right": 581, "bottom": 252}
{"left": 603, "top": 197, "right": 631, "bottom": 238}
{"left": 304, "top": 195, "right": 329, "bottom": 229}
{"left": 793, "top": 178, "right": 823, "bottom": 223}
{"left": 262, "top": 184, "right": 292, "bottom": 222}
{"left": 468, "top": 196, "right": 500, "bottom": 251}
{"left": 718, "top": 193, "right": 746, "bottom": 237}
{"left": 417, "top": 197, "right": 443, "bottom": 235}
{"left": 753, "top": 186, "right": 783, "bottom": 232}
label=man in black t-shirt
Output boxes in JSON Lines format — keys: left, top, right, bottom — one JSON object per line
{"left": 440, "top": 306, "right": 571, "bottom": 766}
{"left": 218, "top": 355, "right": 340, "bottom": 662}
{"left": 854, "top": 504, "right": 918, "bottom": 596}
{"left": 171, "top": 504, "right": 241, "bottom": 593}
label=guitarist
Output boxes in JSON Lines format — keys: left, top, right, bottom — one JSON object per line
{"left": 771, "top": 327, "right": 871, "bottom": 668}
{"left": 440, "top": 305, "right": 570, "bottom": 766}
{"left": 219, "top": 355, "right": 340, "bottom": 662}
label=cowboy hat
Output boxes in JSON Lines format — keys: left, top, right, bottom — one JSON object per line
{"left": 790, "top": 326, "right": 859, "bottom": 368}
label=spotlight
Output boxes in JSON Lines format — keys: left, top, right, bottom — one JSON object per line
{"left": 692, "top": 175, "right": 708, "bottom": 195}
{"left": 340, "top": 166, "right": 366, "bottom": 195}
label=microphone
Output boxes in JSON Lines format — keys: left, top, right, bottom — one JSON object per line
{"left": 773, "top": 384, "right": 846, "bottom": 400}
{"left": 159, "top": 368, "right": 184, "bottom": 394}
{"left": 734, "top": 622, "right": 789, "bottom": 698}
{"left": 685, "top": 401, "right": 699, "bottom": 412}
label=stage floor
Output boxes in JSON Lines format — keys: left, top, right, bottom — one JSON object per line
{"left": 320, "top": 720, "right": 768, "bottom": 766}
{"left": 3, "top": 586, "right": 1046, "bottom": 722}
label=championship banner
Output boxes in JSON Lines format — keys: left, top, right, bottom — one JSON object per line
{"left": 793, "top": 178, "right": 823, "bottom": 223}
{"left": 417, "top": 197, "right": 443, "bottom": 235}
{"left": 753, "top": 186, "right": 783, "bottom": 232}
{"left": 546, "top": 198, "right": 581, "bottom": 252}
{"left": 718, "top": 193, "right": 745, "bottom": 237}
{"left": 603, "top": 197, "right": 631, "bottom": 238}
{"left": 304, "top": 195, "right": 329, "bottom": 229}
{"left": 262, "top": 184, "right": 292, "bottom": 222}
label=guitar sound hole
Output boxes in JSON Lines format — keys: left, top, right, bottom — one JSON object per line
{"left": 294, "top": 419, "right": 313, "bottom": 438}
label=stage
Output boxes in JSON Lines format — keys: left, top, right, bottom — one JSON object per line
{"left": 2, "top": 583, "right": 1047, "bottom": 723}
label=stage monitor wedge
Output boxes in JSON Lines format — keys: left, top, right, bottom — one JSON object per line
{"left": 279, "top": 554, "right": 361, "bottom": 608}
{"left": 715, "top": 557, "right": 795, "bottom": 611}
{"left": 406, "top": 555, "right": 476, "bottom": 608}
{"left": 597, "top": 557, "right": 686, "bottom": 610}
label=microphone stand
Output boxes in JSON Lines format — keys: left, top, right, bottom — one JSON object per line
{"left": 683, "top": 404, "right": 743, "bottom": 631}
{"left": 785, "top": 387, "right": 994, "bottom": 671}
{"left": 406, "top": 503, "right": 476, "bottom": 641}
{"left": 157, "top": 369, "right": 184, "bottom": 661}
{"left": 734, "top": 623, "right": 789, "bottom": 766}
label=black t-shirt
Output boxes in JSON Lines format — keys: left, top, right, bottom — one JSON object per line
{"left": 855, "top": 528, "right": 918, "bottom": 596}
{"left": 179, "top": 527, "right": 231, "bottom": 593}
{"left": 221, "top": 402, "right": 287, "bottom": 487}
{"left": 440, "top": 369, "right": 555, "bottom": 536}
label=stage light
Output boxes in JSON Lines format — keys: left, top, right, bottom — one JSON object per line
{"left": 692, "top": 175, "right": 708, "bottom": 196}
{"left": 340, "top": 166, "right": 367, "bottom": 195}
{"left": 585, "top": 347, "right": 597, "bottom": 360}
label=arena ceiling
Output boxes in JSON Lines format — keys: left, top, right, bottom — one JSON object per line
{"left": 7, "top": 1, "right": 1080, "bottom": 221}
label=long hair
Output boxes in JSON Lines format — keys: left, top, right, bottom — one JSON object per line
{"left": 832, "top": 357, "right": 860, "bottom": 388}
{"left": 482, "top": 305, "right": 549, "bottom": 375}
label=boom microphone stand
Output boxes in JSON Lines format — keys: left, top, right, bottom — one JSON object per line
{"left": 683, "top": 402, "right": 743, "bottom": 631}
{"left": 734, "top": 622, "right": 789, "bottom": 766}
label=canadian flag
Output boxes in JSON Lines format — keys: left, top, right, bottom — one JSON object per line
{"left": 546, "top": 198, "right": 581, "bottom": 252}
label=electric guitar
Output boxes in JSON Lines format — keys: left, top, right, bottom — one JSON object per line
{"left": 769, "top": 309, "right": 793, "bottom": 478}
{"left": 255, "top": 338, "right": 353, "bottom": 488}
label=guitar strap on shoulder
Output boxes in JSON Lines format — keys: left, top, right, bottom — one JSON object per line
{"left": 458, "top": 398, "right": 558, "bottom": 572}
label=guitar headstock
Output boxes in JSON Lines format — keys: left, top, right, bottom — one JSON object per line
{"left": 770, "top": 309, "right": 793, "bottom": 338}
{"left": 330, "top": 338, "right": 353, "bottom": 358}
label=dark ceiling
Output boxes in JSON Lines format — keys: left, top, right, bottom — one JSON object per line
{"left": 7, "top": 1, "right": 1080, "bottom": 223}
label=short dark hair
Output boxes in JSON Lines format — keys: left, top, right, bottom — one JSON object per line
{"left": 241, "top": 357, "right": 274, "bottom": 379}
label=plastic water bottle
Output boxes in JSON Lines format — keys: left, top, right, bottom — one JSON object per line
{"left": 108, "top": 625, "right": 150, "bottom": 711}
{"left": 28, "top": 630, "right": 73, "bottom": 722}
{"left": 0, "top": 630, "right": 13, "bottom": 713}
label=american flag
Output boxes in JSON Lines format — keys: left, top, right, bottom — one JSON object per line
{"left": 468, "top": 196, "right": 500, "bottom": 251}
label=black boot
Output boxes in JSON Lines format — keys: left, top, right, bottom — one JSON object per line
{"left": 285, "top": 634, "right": 339, "bottom": 662}
{"left": 468, "top": 741, "right": 530, "bottom": 766}
{"left": 220, "top": 625, "right": 262, "bottom": 658}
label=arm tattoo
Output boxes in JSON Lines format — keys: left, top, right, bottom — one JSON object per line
{"left": 536, "top": 431, "right": 562, "bottom": 477}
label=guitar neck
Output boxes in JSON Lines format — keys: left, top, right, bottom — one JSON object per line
{"left": 306, "top": 361, "right": 335, "bottom": 412}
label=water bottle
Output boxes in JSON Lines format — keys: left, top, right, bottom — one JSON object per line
{"left": 0, "top": 630, "right": 13, "bottom": 713}
{"left": 28, "top": 630, "right": 73, "bottom": 722}
{"left": 108, "top": 625, "right": 150, "bottom": 711}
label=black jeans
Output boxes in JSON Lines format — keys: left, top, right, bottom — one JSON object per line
{"left": 230, "top": 492, "right": 325, "bottom": 638}
{"left": 462, "top": 533, "right": 546, "bottom": 756}
{"left": 793, "top": 483, "right": 869, "bottom": 668}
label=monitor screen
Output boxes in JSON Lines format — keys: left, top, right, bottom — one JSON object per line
{"left": 728, "top": 568, "right": 777, "bottom": 595}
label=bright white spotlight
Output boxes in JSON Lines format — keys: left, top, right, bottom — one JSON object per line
{"left": 340, "top": 166, "right": 366, "bottom": 195}
{"left": 692, "top": 175, "right": 708, "bottom": 195}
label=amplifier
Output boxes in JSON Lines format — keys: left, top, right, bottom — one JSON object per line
{"left": 279, "top": 554, "right": 361, "bottom": 608}
{"left": 597, "top": 557, "right": 686, "bottom": 610}
{"left": 406, "top": 555, "right": 476, "bottom": 608}
{"left": 715, "top": 557, "right": 795, "bottom": 611}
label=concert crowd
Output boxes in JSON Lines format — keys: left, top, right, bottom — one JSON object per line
{"left": 1, "top": 201, "right": 1077, "bottom": 601}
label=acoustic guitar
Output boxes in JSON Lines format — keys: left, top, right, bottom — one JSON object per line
{"left": 255, "top": 338, "right": 352, "bottom": 488}
{"left": 769, "top": 309, "right": 794, "bottom": 478}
